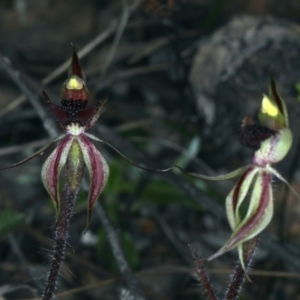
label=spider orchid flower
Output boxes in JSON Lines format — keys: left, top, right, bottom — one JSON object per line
{"left": 177, "top": 78, "right": 299, "bottom": 270}
{"left": 1, "top": 47, "right": 170, "bottom": 229}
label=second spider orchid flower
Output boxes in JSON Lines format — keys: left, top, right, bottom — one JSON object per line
{"left": 1, "top": 47, "right": 170, "bottom": 229}
{"left": 177, "top": 78, "right": 299, "bottom": 270}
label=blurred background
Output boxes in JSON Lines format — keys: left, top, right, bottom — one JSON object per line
{"left": 1, "top": 0, "right": 300, "bottom": 299}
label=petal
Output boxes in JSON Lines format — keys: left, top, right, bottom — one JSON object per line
{"left": 226, "top": 167, "right": 259, "bottom": 230}
{"left": 82, "top": 96, "right": 107, "bottom": 130}
{"left": 267, "top": 166, "right": 300, "bottom": 201}
{"left": 209, "top": 171, "right": 273, "bottom": 265}
{"left": 77, "top": 135, "right": 109, "bottom": 229}
{"left": 0, "top": 135, "right": 64, "bottom": 170}
{"left": 43, "top": 91, "right": 70, "bottom": 127}
{"left": 85, "top": 133, "right": 171, "bottom": 172}
{"left": 41, "top": 135, "right": 74, "bottom": 214}
{"left": 174, "top": 165, "right": 249, "bottom": 181}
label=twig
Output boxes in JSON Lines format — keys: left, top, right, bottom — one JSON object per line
{"left": 21, "top": 225, "right": 111, "bottom": 277}
{"left": 0, "top": 21, "right": 113, "bottom": 118}
{"left": 128, "top": 38, "right": 170, "bottom": 64}
{"left": 0, "top": 284, "right": 38, "bottom": 298}
{"left": 0, "top": 26, "right": 115, "bottom": 119}
{"left": 0, "top": 0, "right": 143, "bottom": 119}
{"left": 0, "top": 55, "right": 58, "bottom": 138}
{"left": 95, "top": 202, "right": 147, "bottom": 300}
{"left": 101, "top": 0, "right": 130, "bottom": 77}
{"left": 7, "top": 235, "right": 44, "bottom": 293}
{"left": 127, "top": 25, "right": 199, "bottom": 64}
{"left": 147, "top": 204, "right": 192, "bottom": 265}
{"left": 95, "top": 60, "right": 190, "bottom": 92}
{"left": 42, "top": 25, "right": 116, "bottom": 86}
{"left": 0, "top": 138, "right": 50, "bottom": 157}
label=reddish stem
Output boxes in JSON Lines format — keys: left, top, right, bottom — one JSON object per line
{"left": 224, "top": 237, "right": 258, "bottom": 300}
{"left": 189, "top": 245, "right": 217, "bottom": 300}
{"left": 42, "top": 186, "right": 77, "bottom": 300}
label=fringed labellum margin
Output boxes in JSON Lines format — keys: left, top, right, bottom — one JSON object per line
{"left": 176, "top": 78, "right": 299, "bottom": 270}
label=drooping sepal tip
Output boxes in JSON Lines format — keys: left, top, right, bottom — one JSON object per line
{"left": 41, "top": 135, "right": 75, "bottom": 220}
{"left": 77, "top": 135, "right": 109, "bottom": 231}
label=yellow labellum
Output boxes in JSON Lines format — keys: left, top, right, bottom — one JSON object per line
{"left": 66, "top": 75, "right": 84, "bottom": 90}
{"left": 261, "top": 95, "right": 279, "bottom": 117}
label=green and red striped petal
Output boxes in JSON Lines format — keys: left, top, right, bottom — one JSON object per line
{"left": 209, "top": 170, "right": 273, "bottom": 269}
{"left": 225, "top": 167, "right": 259, "bottom": 230}
{"left": 78, "top": 135, "right": 109, "bottom": 229}
{"left": 41, "top": 135, "right": 75, "bottom": 215}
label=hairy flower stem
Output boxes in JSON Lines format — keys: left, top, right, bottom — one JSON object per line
{"left": 189, "top": 245, "right": 217, "bottom": 300}
{"left": 190, "top": 238, "right": 258, "bottom": 300}
{"left": 224, "top": 237, "right": 258, "bottom": 300}
{"left": 195, "top": 261, "right": 217, "bottom": 300}
{"left": 42, "top": 185, "right": 77, "bottom": 300}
